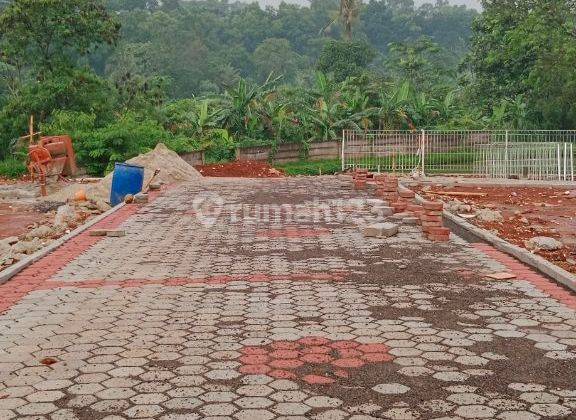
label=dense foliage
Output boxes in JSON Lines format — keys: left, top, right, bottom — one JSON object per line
{"left": 0, "top": 0, "right": 574, "bottom": 176}
{"left": 464, "top": 0, "right": 576, "bottom": 129}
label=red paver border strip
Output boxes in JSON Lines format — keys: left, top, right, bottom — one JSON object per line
{"left": 24, "top": 271, "right": 350, "bottom": 292}
{"left": 0, "top": 203, "right": 127, "bottom": 286}
{"left": 473, "top": 243, "right": 576, "bottom": 310}
{"left": 0, "top": 188, "right": 166, "bottom": 314}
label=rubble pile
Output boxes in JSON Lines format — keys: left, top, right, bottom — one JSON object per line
{"left": 0, "top": 199, "right": 111, "bottom": 267}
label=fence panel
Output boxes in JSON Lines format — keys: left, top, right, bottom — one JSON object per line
{"left": 342, "top": 130, "right": 575, "bottom": 181}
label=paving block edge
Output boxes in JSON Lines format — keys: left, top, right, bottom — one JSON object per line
{"left": 0, "top": 202, "right": 126, "bottom": 285}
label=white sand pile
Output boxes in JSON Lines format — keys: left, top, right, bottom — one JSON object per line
{"left": 45, "top": 143, "right": 201, "bottom": 203}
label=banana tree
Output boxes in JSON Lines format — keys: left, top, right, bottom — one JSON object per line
{"left": 221, "top": 75, "right": 281, "bottom": 138}
{"left": 376, "top": 81, "right": 413, "bottom": 130}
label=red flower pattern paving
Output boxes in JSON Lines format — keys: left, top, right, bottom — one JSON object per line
{"left": 238, "top": 336, "right": 394, "bottom": 385}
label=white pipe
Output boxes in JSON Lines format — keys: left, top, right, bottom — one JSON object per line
{"left": 341, "top": 130, "right": 346, "bottom": 172}
{"left": 564, "top": 142, "right": 567, "bottom": 181}
{"left": 571, "top": 143, "right": 574, "bottom": 182}
{"left": 421, "top": 129, "right": 426, "bottom": 177}
{"left": 556, "top": 144, "right": 562, "bottom": 181}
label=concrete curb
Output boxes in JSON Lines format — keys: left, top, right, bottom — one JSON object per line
{"left": 0, "top": 203, "right": 126, "bottom": 285}
{"left": 408, "top": 187, "right": 576, "bottom": 292}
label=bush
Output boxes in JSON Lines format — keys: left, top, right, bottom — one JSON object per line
{"left": 0, "top": 157, "right": 27, "bottom": 178}
{"left": 43, "top": 111, "right": 198, "bottom": 175}
{"left": 0, "top": 67, "right": 117, "bottom": 160}
{"left": 79, "top": 113, "right": 176, "bottom": 175}
{"left": 203, "top": 130, "right": 236, "bottom": 163}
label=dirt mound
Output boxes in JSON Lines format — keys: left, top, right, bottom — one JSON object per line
{"left": 45, "top": 143, "right": 201, "bottom": 203}
{"left": 416, "top": 184, "right": 576, "bottom": 274}
{"left": 195, "top": 160, "right": 284, "bottom": 178}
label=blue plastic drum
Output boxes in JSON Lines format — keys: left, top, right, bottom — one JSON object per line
{"left": 110, "top": 163, "right": 144, "bottom": 206}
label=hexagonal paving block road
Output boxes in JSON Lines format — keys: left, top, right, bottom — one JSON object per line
{"left": 1, "top": 176, "right": 576, "bottom": 420}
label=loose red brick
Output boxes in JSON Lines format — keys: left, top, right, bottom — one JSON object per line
{"left": 406, "top": 204, "right": 422, "bottom": 212}
{"left": 399, "top": 190, "right": 415, "bottom": 199}
{"left": 422, "top": 201, "right": 444, "bottom": 211}
{"left": 420, "top": 214, "right": 443, "bottom": 222}
{"left": 428, "top": 227, "right": 450, "bottom": 235}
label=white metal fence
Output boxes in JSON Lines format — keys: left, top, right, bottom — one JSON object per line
{"left": 341, "top": 130, "right": 576, "bottom": 181}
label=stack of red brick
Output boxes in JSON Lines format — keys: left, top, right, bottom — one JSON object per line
{"left": 420, "top": 201, "right": 450, "bottom": 242}
{"left": 374, "top": 174, "right": 398, "bottom": 202}
{"left": 351, "top": 170, "right": 450, "bottom": 242}
{"left": 353, "top": 168, "right": 369, "bottom": 190}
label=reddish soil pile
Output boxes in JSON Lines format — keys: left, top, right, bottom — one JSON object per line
{"left": 195, "top": 160, "right": 284, "bottom": 178}
{"left": 416, "top": 185, "right": 576, "bottom": 274}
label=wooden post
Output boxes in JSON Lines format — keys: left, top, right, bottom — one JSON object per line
{"left": 29, "top": 115, "right": 34, "bottom": 145}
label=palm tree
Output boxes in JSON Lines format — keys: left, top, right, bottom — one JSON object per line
{"left": 221, "top": 74, "right": 281, "bottom": 138}
{"left": 321, "top": 0, "right": 360, "bottom": 40}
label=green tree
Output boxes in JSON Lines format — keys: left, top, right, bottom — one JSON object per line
{"left": 0, "top": 0, "right": 120, "bottom": 158}
{"left": 316, "top": 39, "right": 375, "bottom": 82}
{"left": 0, "top": 67, "right": 116, "bottom": 158}
{"left": 360, "top": 0, "right": 418, "bottom": 54}
{"left": 253, "top": 38, "right": 304, "bottom": 83}
{"left": 387, "top": 36, "right": 452, "bottom": 93}
{"left": 465, "top": 0, "right": 576, "bottom": 128}
{"left": 0, "top": 0, "right": 120, "bottom": 75}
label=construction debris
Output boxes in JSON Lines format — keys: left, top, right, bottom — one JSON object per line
{"left": 486, "top": 272, "right": 517, "bottom": 280}
{"left": 361, "top": 222, "right": 399, "bottom": 238}
{"left": 525, "top": 236, "right": 564, "bottom": 251}
{"left": 476, "top": 208, "right": 504, "bottom": 223}
{"left": 133, "top": 193, "right": 149, "bottom": 204}
{"left": 428, "top": 190, "right": 488, "bottom": 197}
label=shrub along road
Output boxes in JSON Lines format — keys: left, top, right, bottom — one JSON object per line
{"left": 0, "top": 177, "right": 575, "bottom": 419}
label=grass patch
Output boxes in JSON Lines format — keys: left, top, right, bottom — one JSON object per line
{"left": 0, "top": 158, "right": 27, "bottom": 178}
{"left": 276, "top": 159, "right": 342, "bottom": 176}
